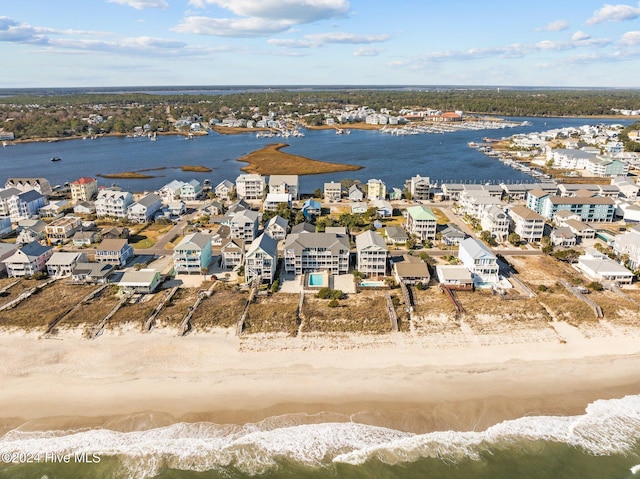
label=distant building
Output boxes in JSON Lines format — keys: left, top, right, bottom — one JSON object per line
{"left": 323, "top": 181, "right": 342, "bottom": 201}
{"left": 235, "top": 174, "right": 266, "bottom": 200}
{"left": 95, "top": 189, "right": 134, "bottom": 219}
{"left": 268, "top": 175, "right": 299, "bottom": 199}
{"left": 5, "top": 178, "right": 53, "bottom": 197}
{"left": 70, "top": 177, "right": 99, "bottom": 202}
{"left": 127, "top": 193, "right": 163, "bottom": 223}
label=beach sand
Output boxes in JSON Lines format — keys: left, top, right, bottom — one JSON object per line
{"left": 2, "top": 321, "right": 640, "bottom": 435}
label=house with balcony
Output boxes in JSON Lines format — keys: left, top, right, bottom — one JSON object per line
{"left": 393, "top": 255, "right": 431, "bottom": 287}
{"left": 44, "top": 215, "right": 82, "bottom": 243}
{"left": 157, "top": 180, "right": 186, "bottom": 203}
{"left": 220, "top": 238, "right": 245, "bottom": 270}
{"left": 5, "top": 178, "right": 53, "bottom": 197}
{"left": 355, "top": 230, "right": 388, "bottom": 277}
{"left": 16, "top": 219, "right": 46, "bottom": 244}
{"left": 71, "top": 262, "right": 115, "bottom": 284}
{"left": 235, "top": 174, "right": 266, "bottom": 200}
{"left": 348, "top": 184, "right": 365, "bottom": 202}
{"left": 263, "top": 193, "right": 292, "bottom": 212}
{"left": 405, "top": 205, "right": 437, "bottom": 240}
{"left": 268, "top": 175, "right": 299, "bottom": 199}
{"left": 323, "top": 181, "right": 342, "bottom": 201}
{"left": 576, "top": 248, "right": 633, "bottom": 285}
{"left": 70, "top": 177, "right": 99, "bottom": 202}
{"left": 406, "top": 175, "right": 430, "bottom": 201}
{"left": 95, "top": 189, "right": 134, "bottom": 219}
{"left": 173, "top": 232, "right": 213, "bottom": 274}
{"left": 550, "top": 227, "right": 577, "bottom": 247}
{"left": 458, "top": 237, "right": 499, "bottom": 285}
{"left": 265, "top": 215, "right": 288, "bottom": 240}
{"left": 118, "top": 269, "right": 163, "bottom": 294}
{"left": 480, "top": 206, "right": 509, "bottom": 242}
{"left": 0, "top": 188, "right": 47, "bottom": 222}
{"left": 385, "top": 226, "right": 408, "bottom": 245}
{"left": 367, "top": 179, "right": 386, "bottom": 201}
{"left": 2, "top": 241, "right": 53, "bottom": 277}
{"left": 508, "top": 205, "right": 545, "bottom": 242}
{"left": 614, "top": 226, "right": 640, "bottom": 270}
{"left": 73, "top": 201, "right": 96, "bottom": 216}
{"left": 301, "top": 199, "right": 321, "bottom": 220}
{"left": 283, "top": 232, "right": 350, "bottom": 276}
{"left": 245, "top": 233, "right": 278, "bottom": 284}
{"left": 179, "top": 180, "right": 202, "bottom": 201}
{"left": 127, "top": 193, "right": 163, "bottom": 223}
{"left": 72, "top": 229, "right": 99, "bottom": 247}
{"left": 539, "top": 196, "right": 615, "bottom": 222}
{"left": 215, "top": 179, "right": 234, "bottom": 200}
{"left": 46, "top": 252, "right": 85, "bottom": 278}
{"left": 228, "top": 209, "right": 260, "bottom": 242}
{"left": 95, "top": 238, "right": 134, "bottom": 267}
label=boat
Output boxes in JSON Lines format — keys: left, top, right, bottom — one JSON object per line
{"left": 50, "top": 157, "right": 62, "bottom": 162}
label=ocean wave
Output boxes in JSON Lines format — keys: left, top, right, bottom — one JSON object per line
{"left": 1, "top": 395, "right": 639, "bottom": 478}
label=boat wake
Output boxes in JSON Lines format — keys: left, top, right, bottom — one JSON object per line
{"left": 1, "top": 395, "right": 639, "bottom": 478}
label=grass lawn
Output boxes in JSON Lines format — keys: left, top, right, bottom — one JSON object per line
{"left": 129, "top": 223, "right": 173, "bottom": 249}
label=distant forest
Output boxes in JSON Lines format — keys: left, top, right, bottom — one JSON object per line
{"left": 1, "top": 88, "right": 640, "bottom": 140}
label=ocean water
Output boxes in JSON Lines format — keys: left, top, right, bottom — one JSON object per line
{"left": 0, "top": 116, "right": 631, "bottom": 194}
{"left": 1, "top": 395, "right": 639, "bottom": 479}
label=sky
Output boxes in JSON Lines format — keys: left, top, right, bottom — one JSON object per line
{"left": 2, "top": 0, "right": 640, "bottom": 88}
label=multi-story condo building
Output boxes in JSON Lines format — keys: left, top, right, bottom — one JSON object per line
{"left": 70, "top": 177, "right": 99, "bottom": 202}
{"left": 5, "top": 190, "right": 47, "bottom": 222}
{"left": 458, "top": 237, "right": 499, "bottom": 284}
{"left": 283, "top": 232, "right": 350, "bottom": 276}
{"left": 539, "top": 196, "right": 615, "bottom": 222}
{"left": 5, "top": 178, "right": 53, "bottom": 197}
{"left": 405, "top": 205, "right": 437, "bottom": 240}
{"left": 95, "top": 189, "right": 134, "bottom": 219}
{"left": 235, "top": 174, "right": 266, "bottom": 200}
{"left": 367, "top": 179, "right": 386, "bottom": 201}
{"left": 245, "top": 233, "right": 278, "bottom": 284}
{"left": 355, "top": 230, "right": 388, "bottom": 277}
{"left": 173, "top": 232, "right": 213, "bottom": 274}
{"left": 127, "top": 193, "right": 163, "bottom": 223}
{"left": 323, "top": 181, "right": 342, "bottom": 201}
{"left": 508, "top": 205, "right": 545, "bottom": 242}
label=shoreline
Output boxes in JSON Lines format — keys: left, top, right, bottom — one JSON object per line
{"left": 2, "top": 326, "right": 640, "bottom": 434}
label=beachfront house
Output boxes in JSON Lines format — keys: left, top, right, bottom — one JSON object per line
{"left": 70, "top": 177, "right": 99, "bottom": 202}
{"left": 215, "top": 180, "right": 234, "bottom": 200}
{"left": 393, "top": 255, "right": 431, "bottom": 287}
{"left": 46, "top": 252, "right": 85, "bottom": 278}
{"left": 576, "top": 248, "right": 633, "bottom": 285}
{"left": 405, "top": 205, "right": 437, "bottom": 240}
{"left": 127, "top": 193, "right": 163, "bottom": 223}
{"left": 458, "top": 237, "right": 499, "bottom": 285}
{"left": 2, "top": 241, "right": 53, "bottom": 277}
{"left": 435, "top": 264, "right": 474, "bottom": 288}
{"left": 118, "top": 269, "right": 163, "bottom": 294}
{"left": 367, "top": 179, "right": 386, "bottom": 201}
{"left": 220, "top": 238, "right": 245, "bottom": 270}
{"left": 95, "top": 189, "right": 134, "bottom": 219}
{"left": 71, "top": 262, "right": 115, "bottom": 284}
{"left": 95, "top": 238, "right": 134, "bottom": 267}
{"left": 244, "top": 233, "right": 278, "bottom": 284}
{"left": 324, "top": 181, "right": 342, "bottom": 201}
{"left": 173, "top": 232, "right": 213, "bottom": 274}
{"left": 268, "top": 175, "right": 299, "bottom": 200}
{"left": 355, "top": 230, "right": 388, "bottom": 277}
{"left": 283, "top": 232, "right": 350, "bottom": 276}
{"left": 0, "top": 243, "right": 18, "bottom": 275}
{"left": 614, "top": 226, "right": 640, "bottom": 270}
{"left": 235, "top": 174, "right": 266, "bottom": 200}
{"left": 44, "top": 215, "right": 82, "bottom": 243}
{"left": 265, "top": 215, "right": 288, "bottom": 240}
{"left": 508, "top": 205, "right": 545, "bottom": 243}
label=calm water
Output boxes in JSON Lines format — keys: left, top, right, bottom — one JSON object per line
{"left": 1, "top": 395, "right": 640, "bottom": 479}
{"left": 0, "top": 117, "right": 631, "bottom": 193}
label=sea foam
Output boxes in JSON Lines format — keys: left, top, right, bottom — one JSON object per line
{"left": 1, "top": 395, "right": 639, "bottom": 478}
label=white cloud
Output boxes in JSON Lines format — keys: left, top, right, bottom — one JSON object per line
{"left": 586, "top": 2, "right": 640, "bottom": 25}
{"left": 620, "top": 30, "right": 640, "bottom": 46}
{"left": 187, "top": 0, "right": 349, "bottom": 23}
{"left": 538, "top": 19, "right": 570, "bottom": 31}
{"left": 353, "top": 47, "right": 384, "bottom": 57}
{"left": 175, "top": 16, "right": 292, "bottom": 37}
{"left": 572, "top": 31, "right": 591, "bottom": 41}
{"left": 268, "top": 31, "right": 390, "bottom": 48}
{"left": 106, "top": 0, "right": 169, "bottom": 9}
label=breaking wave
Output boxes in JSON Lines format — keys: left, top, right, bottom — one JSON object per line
{"left": 1, "top": 395, "right": 639, "bottom": 478}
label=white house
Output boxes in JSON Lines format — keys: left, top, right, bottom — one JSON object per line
{"left": 265, "top": 215, "right": 288, "bottom": 240}
{"left": 576, "top": 248, "right": 633, "bottom": 285}
{"left": 179, "top": 180, "right": 202, "bottom": 201}
{"left": 215, "top": 179, "right": 234, "bottom": 200}
{"left": 458, "top": 237, "right": 499, "bottom": 284}
{"left": 324, "top": 181, "right": 342, "bottom": 201}
{"left": 220, "top": 238, "right": 245, "bottom": 270}
{"left": 268, "top": 175, "right": 299, "bottom": 199}
{"left": 283, "top": 232, "right": 350, "bottom": 276}
{"left": 46, "top": 252, "right": 85, "bottom": 278}
{"left": 95, "top": 189, "right": 134, "bottom": 219}
{"left": 245, "top": 233, "right": 278, "bottom": 284}
{"left": 405, "top": 205, "right": 437, "bottom": 240}
{"left": 2, "top": 242, "right": 53, "bottom": 277}
{"left": 481, "top": 206, "right": 509, "bottom": 242}
{"left": 508, "top": 205, "right": 545, "bottom": 243}
{"left": 127, "top": 193, "right": 163, "bottom": 223}
{"left": 235, "top": 174, "right": 266, "bottom": 200}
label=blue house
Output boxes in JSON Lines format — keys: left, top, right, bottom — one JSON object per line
{"left": 301, "top": 199, "right": 321, "bottom": 220}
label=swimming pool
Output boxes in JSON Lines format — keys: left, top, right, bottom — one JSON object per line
{"left": 307, "top": 272, "right": 329, "bottom": 288}
{"left": 360, "top": 280, "right": 387, "bottom": 288}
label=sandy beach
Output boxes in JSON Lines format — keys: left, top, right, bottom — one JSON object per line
{"left": 2, "top": 322, "right": 640, "bottom": 435}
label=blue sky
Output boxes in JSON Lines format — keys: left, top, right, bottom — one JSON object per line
{"left": 2, "top": 0, "right": 640, "bottom": 87}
